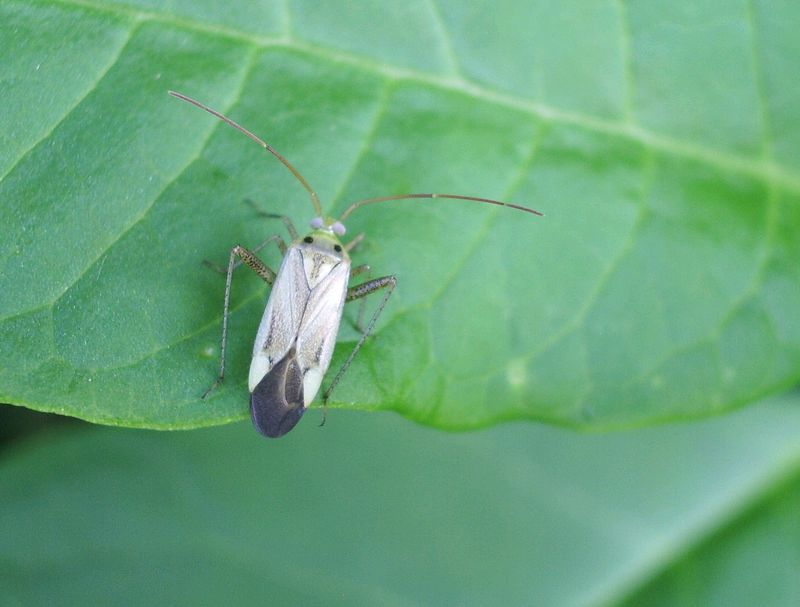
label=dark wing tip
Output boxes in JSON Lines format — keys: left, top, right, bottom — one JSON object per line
{"left": 250, "top": 393, "right": 306, "bottom": 438}
{"left": 249, "top": 348, "right": 306, "bottom": 439}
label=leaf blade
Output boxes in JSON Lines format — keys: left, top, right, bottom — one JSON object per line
{"left": 1, "top": 0, "right": 799, "bottom": 429}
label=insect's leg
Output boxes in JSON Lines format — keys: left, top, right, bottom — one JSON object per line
{"left": 348, "top": 264, "right": 371, "bottom": 333}
{"left": 344, "top": 232, "right": 365, "bottom": 253}
{"left": 252, "top": 233, "right": 288, "bottom": 257}
{"left": 244, "top": 199, "right": 299, "bottom": 240}
{"left": 203, "top": 234, "right": 287, "bottom": 274}
{"left": 349, "top": 264, "right": 371, "bottom": 278}
{"left": 203, "top": 245, "right": 277, "bottom": 400}
{"left": 320, "top": 275, "right": 397, "bottom": 421}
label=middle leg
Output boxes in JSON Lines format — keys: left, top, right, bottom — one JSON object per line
{"left": 203, "top": 245, "right": 277, "bottom": 399}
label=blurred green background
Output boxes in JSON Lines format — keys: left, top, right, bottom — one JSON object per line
{"left": 4, "top": 396, "right": 800, "bottom": 605}
{"left": 2, "top": 1, "right": 799, "bottom": 605}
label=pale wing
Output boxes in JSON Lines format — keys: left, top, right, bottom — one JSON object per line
{"left": 295, "top": 260, "right": 350, "bottom": 404}
{"left": 248, "top": 247, "right": 309, "bottom": 391}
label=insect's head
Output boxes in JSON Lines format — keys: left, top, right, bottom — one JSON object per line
{"left": 300, "top": 218, "right": 347, "bottom": 259}
{"left": 310, "top": 216, "right": 346, "bottom": 236}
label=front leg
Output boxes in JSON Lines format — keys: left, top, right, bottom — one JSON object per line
{"left": 204, "top": 234, "right": 287, "bottom": 274}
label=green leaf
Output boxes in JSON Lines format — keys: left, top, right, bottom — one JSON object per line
{"left": 1, "top": 0, "right": 798, "bottom": 430}
{"left": 2, "top": 394, "right": 800, "bottom": 605}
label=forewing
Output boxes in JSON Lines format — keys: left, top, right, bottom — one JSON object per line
{"left": 295, "top": 260, "right": 350, "bottom": 403}
{"left": 248, "top": 247, "right": 309, "bottom": 391}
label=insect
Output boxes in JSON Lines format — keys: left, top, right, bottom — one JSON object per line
{"left": 170, "top": 90, "right": 543, "bottom": 438}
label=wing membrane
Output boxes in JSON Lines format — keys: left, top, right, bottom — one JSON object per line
{"left": 248, "top": 245, "right": 350, "bottom": 405}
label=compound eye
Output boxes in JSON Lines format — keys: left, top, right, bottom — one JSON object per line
{"left": 310, "top": 217, "right": 324, "bottom": 229}
{"left": 331, "top": 221, "right": 346, "bottom": 236}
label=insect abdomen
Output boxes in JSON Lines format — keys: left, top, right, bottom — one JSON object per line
{"left": 250, "top": 347, "right": 306, "bottom": 438}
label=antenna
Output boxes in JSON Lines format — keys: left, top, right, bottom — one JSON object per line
{"left": 338, "top": 193, "right": 543, "bottom": 222}
{"left": 169, "top": 91, "right": 323, "bottom": 218}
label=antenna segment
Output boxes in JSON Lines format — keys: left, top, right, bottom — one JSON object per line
{"left": 338, "top": 193, "right": 543, "bottom": 222}
{"left": 169, "top": 91, "right": 323, "bottom": 218}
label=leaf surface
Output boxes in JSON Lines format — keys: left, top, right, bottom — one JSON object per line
{"left": 1, "top": 0, "right": 799, "bottom": 429}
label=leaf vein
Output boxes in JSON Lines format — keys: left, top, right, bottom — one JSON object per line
{"left": 614, "top": 0, "right": 636, "bottom": 123}
{"left": 616, "top": 185, "right": 782, "bottom": 399}
{"left": 530, "top": 148, "right": 656, "bottom": 368}
{"left": 326, "top": 81, "right": 395, "bottom": 214}
{"left": 46, "top": 48, "right": 262, "bottom": 318}
{"left": 425, "top": 0, "right": 462, "bottom": 78}
{"left": 422, "top": 119, "right": 550, "bottom": 310}
{"left": 45, "top": 0, "right": 800, "bottom": 195}
{"left": 0, "top": 20, "right": 140, "bottom": 184}
{"left": 744, "top": 0, "right": 775, "bottom": 161}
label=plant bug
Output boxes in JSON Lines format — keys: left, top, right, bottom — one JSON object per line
{"left": 170, "top": 90, "right": 543, "bottom": 438}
